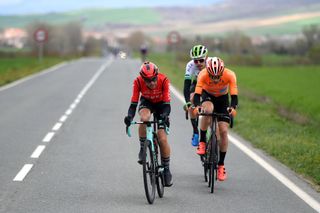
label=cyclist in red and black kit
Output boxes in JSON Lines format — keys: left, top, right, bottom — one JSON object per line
{"left": 124, "top": 61, "right": 173, "bottom": 187}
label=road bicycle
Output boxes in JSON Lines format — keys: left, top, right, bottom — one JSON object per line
{"left": 126, "top": 117, "right": 168, "bottom": 204}
{"left": 198, "top": 111, "right": 233, "bottom": 193}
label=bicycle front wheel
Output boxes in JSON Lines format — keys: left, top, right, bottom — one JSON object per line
{"left": 142, "top": 140, "right": 156, "bottom": 204}
{"left": 209, "top": 134, "right": 218, "bottom": 193}
{"left": 155, "top": 139, "right": 164, "bottom": 198}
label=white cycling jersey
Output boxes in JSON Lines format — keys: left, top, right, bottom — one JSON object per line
{"left": 184, "top": 60, "right": 202, "bottom": 82}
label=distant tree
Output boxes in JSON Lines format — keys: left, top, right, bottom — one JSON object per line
{"left": 26, "top": 21, "right": 83, "bottom": 56}
{"left": 308, "top": 43, "right": 320, "bottom": 64}
{"left": 302, "top": 24, "right": 320, "bottom": 49}
{"left": 221, "top": 31, "right": 253, "bottom": 54}
{"left": 126, "top": 31, "right": 146, "bottom": 52}
{"left": 83, "top": 37, "right": 102, "bottom": 56}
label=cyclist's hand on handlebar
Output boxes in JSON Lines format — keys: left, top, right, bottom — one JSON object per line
{"left": 183, "top": 102, "right": 192, "bottom": 111}
{"left": 227, "top": 107, "right": 237, "bottom": 117}
{"left": 124, "top": 115, "right": 133, "bottom": 126}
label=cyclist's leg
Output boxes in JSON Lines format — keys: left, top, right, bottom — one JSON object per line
{"left": 137, "top": 98, "right": 153, "bottom": 163}
{"left": 215, "top": 94, "right": 230, "bottom": 180}
{"left": 155, "top": 105, "right": 173, "bottom": 187}
{"left": 197, "top": 91, "right": 213, "bottom": 155}
{"left": 189, "top": 92, "right": 200, "bottom": 146}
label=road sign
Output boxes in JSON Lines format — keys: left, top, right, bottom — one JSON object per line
{"left": 167, "top": 31, "right": 181, "bottom": 45}
{"left": 34, "top": 28, "right": 48, "bottom": 43}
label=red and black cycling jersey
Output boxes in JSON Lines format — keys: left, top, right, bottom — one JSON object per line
{"left": 127, "top": 73, "right": 171, "bottom": 118}
{"left": 130, "top": 73, "right": 170, "bottom": 103}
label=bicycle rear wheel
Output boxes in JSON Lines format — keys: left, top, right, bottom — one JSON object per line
{"left": 142, "top": 140, "right": 156, "bottom": 204}
{"left": 201, "top": 155, "right": 208, "bottom": 182}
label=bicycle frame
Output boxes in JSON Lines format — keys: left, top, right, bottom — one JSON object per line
{"left": 199, "top": 112, "right": 230, "bottom": 193}
{"left": 126, "top": 116, "right": 168, "bottom": 204}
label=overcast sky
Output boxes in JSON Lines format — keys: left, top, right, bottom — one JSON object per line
{"left": 0, "top": 0, "right": 223, "bottom": 15}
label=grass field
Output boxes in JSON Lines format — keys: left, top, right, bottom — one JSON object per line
{"left": 146, "top": 52, "right": 320, "bottom": 189}
{"left": 233, "top": 65, "right": 320, "bottom": 123}
{"left": 0, "top": 57, "right": 66, "bottom": 86}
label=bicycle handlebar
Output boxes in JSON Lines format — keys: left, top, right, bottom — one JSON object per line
{"left": 126, "top": 120, "right": 169, "bottom": 137}
{"left": 198, "top": 112, "right": 234, "bottom": 128}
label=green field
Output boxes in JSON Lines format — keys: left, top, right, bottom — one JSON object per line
{"left": 0, "top": 8, "right": 162, "bottom": 29}
{"left": 233, "top": 65, "right": 320, "bottom": 123}
{"left": 146, "top": 52, "right": 320, "bottom": 189}
{"left": 0, "top": 57, "right": 66, "bottom": 86}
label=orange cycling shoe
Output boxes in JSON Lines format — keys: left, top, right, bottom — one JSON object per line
{"left": 217, "top": 165, "right": 227, "bottom": 181}
{"left": 196, "top": 142, "right": 206, "bottom": 155}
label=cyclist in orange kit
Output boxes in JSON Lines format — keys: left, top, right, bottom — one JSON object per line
{"left": 193, "top": 57, "right": 238, "bottom": 181}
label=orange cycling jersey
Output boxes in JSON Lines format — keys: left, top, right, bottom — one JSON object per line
{"left": 195, "top": 68, "right": 238, "bottom": 97}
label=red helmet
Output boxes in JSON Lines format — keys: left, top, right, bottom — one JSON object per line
{"left": 139, "top": 61, "right": 158, "bottom": 79}
{"left": 206, "top": 57, "right": 225, "bottom": 77}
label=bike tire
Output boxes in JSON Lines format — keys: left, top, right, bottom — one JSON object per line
{"left": 155, "top": 138, "right": 164, "bottom": 198}
{"left": 142, "top": 140, "right": 156, "bottom": 204}
{"left": 201, "top": 155, "right": 208, "bottom": 182}
{"left": 210, "top": 134, "right": 218, "bottom": 193}
{"left": 207, "top": 135, "right": 213, "bottom": 189}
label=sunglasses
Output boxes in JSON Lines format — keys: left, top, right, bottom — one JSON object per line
{"left": 194, "top": 59, "right": 205, "bottom": 64}
{"left": 143, "top": 76, "right": 157, "bottom": 83}
{"left": 210, "top": 75, "right": 222, "bottom": 80}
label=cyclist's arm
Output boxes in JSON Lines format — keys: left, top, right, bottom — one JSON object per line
{"left": 183, "top": 62, "right": 195, "bottom": 103}
{"left": 127, "top": 102, "right": 138, "bottom": 118}
{"left": 230, "top": 95, "right": 238, "bottom": 109}
{"left": 193, "top": 71, "right": 205, "bottom": 107}
{"left": 162, "top": 76, "right": 171, "bottom": 117}
{"left": 183, "top": 79, "right": 192, "bottom": 103}
{"left": 127, "top": 79, "right": 140, "bottom": 118}
{"left": 161, "top": 102, "right": 171, "bottom": 117}
{"left": 228, "top": 69, "right": 238, "bottom": 109}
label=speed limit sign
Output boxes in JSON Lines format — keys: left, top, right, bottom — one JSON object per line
{"left": 34, "top": 28, "right": 48, "bottom": 43}
{"left": 167, "top": 31, "right": 181, "bottom": 45}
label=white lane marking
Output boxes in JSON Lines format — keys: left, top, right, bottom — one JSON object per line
{"left": 13, "top": 164, "right": 33, "bottom": 181}
{"left": 170, "top": 85, "right": 320, "bottom": 212}
{"left": 0, "top": 63, "right": 66, "bottom": 92}
{"left": 13, "top": 58, "right": 113, "bottom": 182}
{"left": 42, "top": 132, "right": 55, "bottom": 142}
{"left": 70, "top": 103, "right": 77, "bottom": 109}
{"left": 52, "top": 122, "right": 63, "bottom": 131}
{"left": 59, "top": 115, "right": 68, "bottom": 122}
{"left": 30, "top": 145, "right": 46, "bottom": 158}
{"left": 65, "top": 109, "right": 73, "bottom": 115}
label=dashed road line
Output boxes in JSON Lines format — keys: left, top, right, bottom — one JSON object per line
{"left": 30, "top": 145, "right": 46, "bottom": 158}
{"left": 12, "top": 58, "right": 113, "bottom": 182}
{"left": 42, "top": 132, "right": 55, "bottom": 143}
{"left": 13, "top": 164, "right": 33, "bottom": 182}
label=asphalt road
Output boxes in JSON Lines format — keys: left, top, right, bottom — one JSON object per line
{"left": 0, "top": 57, "right": 319, "bottom": 213}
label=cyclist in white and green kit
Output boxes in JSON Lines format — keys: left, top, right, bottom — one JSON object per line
{"left": 183, "top": 45, "right": 208, "bottom": 146}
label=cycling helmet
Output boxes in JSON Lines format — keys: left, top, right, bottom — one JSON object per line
{"left": 139, "top": 61, "right": 158, "bottom": 79}
{"left": 190, "top": 45, "right": 208, "bottom": 59}
{"left": 206, "top": 57, "right": 225, "bottom": 77}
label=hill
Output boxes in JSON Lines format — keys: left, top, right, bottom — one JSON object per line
{"left": 0, "top": 0, "right": 320, "bottom": 38}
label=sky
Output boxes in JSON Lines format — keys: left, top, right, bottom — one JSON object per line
{"left": 0, "top": 0, "right": 223, "bottom": 15}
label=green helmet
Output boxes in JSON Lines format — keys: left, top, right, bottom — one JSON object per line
{"left": 190, "top": 45, "right": 208, "bottom": 59}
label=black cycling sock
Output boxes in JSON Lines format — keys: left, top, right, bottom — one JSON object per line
{"left": 200, "top": 130, "right": 207, "bottom": 143}
{"left": 161, "top": 157, "right": 170, "bottom": 168}
{"left": 191, "top": 119, "right": 199, "bottom": 134}
{"left": 218, "top": 151, "right": 226, "bottom": 165}
{"left": 139, "top": 137, "right": 146, "bottom": 148}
